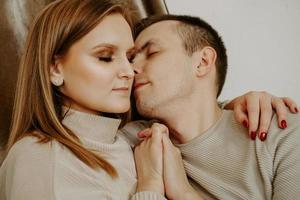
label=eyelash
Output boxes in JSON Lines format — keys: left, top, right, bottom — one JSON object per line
{"left": 99, "top": 56, "right": 135, "bottom": 64}
{"left": 98, "top": 57, "right": 113, "bottom": 62}
{"left": 147, "top": 51, "right": 158, "bottom": 58}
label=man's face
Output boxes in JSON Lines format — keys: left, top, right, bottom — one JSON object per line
{"left": 133, "top": 21, "right": 196, "bottom": 117}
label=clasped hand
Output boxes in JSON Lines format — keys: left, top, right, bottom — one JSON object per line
{"left": 134, "top": 123, "right": 201, "bottom": 200}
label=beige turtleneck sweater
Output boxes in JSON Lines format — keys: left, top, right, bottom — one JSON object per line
{"left": 120, "top": 110, "right": 300, "bottom": 200}
{"left": 0, "top": 109, "right": 166, "bottom": 200}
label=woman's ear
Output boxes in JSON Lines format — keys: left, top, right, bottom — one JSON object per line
{"left": 50, "top": 56, "right": 64, "bottom": 86}
{"left": 193, "top": 46, "right": 217, "bottom": 77}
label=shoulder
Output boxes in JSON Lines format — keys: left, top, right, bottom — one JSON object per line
{"left": 267, "top": 112, "right": 300, "bottom": 147}
{"left": 1, "top": 135, "right": 56, "bottom": 176}
{"left": 266, "top": 113, "right": 300, "bottom": 199}
{"left": 0, "top": 135, "right": 56, "bottom": 199}
{"left": 264, "top": 112, "right": 300, "bottom": 168}
{"left": 4, "top": 136, "right": 54, "bottom": 165}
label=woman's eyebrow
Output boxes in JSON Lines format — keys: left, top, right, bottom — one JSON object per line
{"left": 91, "top": 43, "right": 117, "bottom": 50}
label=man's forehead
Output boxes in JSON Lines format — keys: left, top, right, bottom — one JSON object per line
{"left": 135, "top": 20, "right": 179, "bottom": 48}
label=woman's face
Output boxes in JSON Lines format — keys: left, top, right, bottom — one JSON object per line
{"left": 53, "top": 13, "right": 135, "bottom": 115}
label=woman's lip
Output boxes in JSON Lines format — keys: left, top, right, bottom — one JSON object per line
{"left": 112, "top": 87, "right": 129, "bottom": 91}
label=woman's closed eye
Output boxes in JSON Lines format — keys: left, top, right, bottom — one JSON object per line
{"left": 98, "top": 56, "right": 113, "bottom": 62}
{"left": 94, "top": 47, "right": 115, "bottom": 63}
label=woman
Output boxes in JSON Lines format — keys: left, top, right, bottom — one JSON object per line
{"left": 0, "top": 0, "right": 296, "bottom": 199}
{"left": 0, "top": 0, "right": 165, "bottom": 199}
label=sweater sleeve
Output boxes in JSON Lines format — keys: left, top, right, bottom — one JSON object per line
{"left": 131, "top": 191, "right": 167, "bottom": 200}
{"left": 0, "top": 137, "right": 55, "bottom": 200}
{"left": 272, "top": 114, "right": 300, "bottom": 200}
{"left": 119, "top": 120, "right": 152, "bottom": 147}
{"left": 218, "top": 100, "right": 230, "bottom": 109}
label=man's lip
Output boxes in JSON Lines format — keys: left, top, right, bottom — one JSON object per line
{"left": 134, "top": 82, "right": 149, "bottom": 90}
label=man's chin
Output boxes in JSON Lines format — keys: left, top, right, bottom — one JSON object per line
{"left": 136, "top": 100, "right": 156, "bottom": 118}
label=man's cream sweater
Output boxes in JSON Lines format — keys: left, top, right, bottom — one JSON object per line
{"left": 120, "top": 110, "right": 300, "bottom": 200}
{"left": 0, "top": 109, "right": 165, "bottom": 200}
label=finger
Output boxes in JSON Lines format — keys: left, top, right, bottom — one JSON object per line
{"left": 162, "top": 134, "right": 169, "bottom": 149}
{"left": 271, "top": 97, "right": 288, "bottom": 129}
{"left": 137, "top": 128, "right": 152, "bottom": 138}
{"left": 257, "top": 96, "right": 273, "bottom": 141}
{"left": 153, "top": 123, "right": 169, "bottom": 136}
{"left": 233, "top": 103, "right": 249, "bottom": 128}
{"left": 223, "top": 98, "right": 236, "bottom": 110}
{"left": 282, "top": 97, "right": 299, "bottom": 113}
{"left": 133, "top": 144, "right": 140, "bottom": 154}
{"left": 246, "top": 93, "right": 260, "bottom": 137}
{"left": 151, "top": 125, "right": 163, "bottom": 144}
{"left": 162, "top": 134, "right": 179, "bottom": 155}
{"left": 162, "top": 134, "right": 172, "bottom": 157}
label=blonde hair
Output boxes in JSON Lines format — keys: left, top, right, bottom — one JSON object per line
{"left": 7, "top": 0, "right": 135, "bottom": 178}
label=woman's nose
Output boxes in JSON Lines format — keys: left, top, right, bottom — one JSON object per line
{"left": 118, "top": 60, "right": 134, "bottom": 79}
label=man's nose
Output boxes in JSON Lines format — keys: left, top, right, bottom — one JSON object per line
{"left": 132, "top": 59, "right": 143, "bottom": 75}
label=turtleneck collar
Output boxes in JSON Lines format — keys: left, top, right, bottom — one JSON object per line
{"left": 61, "top": 107, "right": 121, "bottom": 144}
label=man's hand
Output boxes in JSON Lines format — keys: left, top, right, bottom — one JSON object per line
{"left": 225, "top": 91, "right": 298, "bottom": 141}
{"left": 162, "top": 134, "right": 203, "bottom": 200}
{"left": 134, "top": 123, "right": 167, "bottom": 195}
{"left": 137, "top": 124, "right": 203, "bottom": 199}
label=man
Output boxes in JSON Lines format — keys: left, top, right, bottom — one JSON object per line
{"left": 120, "top": 15, "right": 300, "bottom": 199}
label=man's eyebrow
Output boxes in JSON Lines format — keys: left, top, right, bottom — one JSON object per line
{"left": 126, "top": 46, "right": 136, "bottom": 55}
{"left": 136, "top": 40, "right": 156, "bottom": 54}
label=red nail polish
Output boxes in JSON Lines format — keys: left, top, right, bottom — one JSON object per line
{"left": 260, "top": 132, "right": 267, "bottom": 141}
{"left": 281, "top": 120, "right": 287, "bottom": 129}
{"left": 242, "top": 120, "right": 248, "bottom": 128}
{"left": 137, "top": 130, "right": 147, "bottom": 137}
{"left": 295, "top": 107, "right": 299, "bottom": 113}
{"left": 250, "top": 131, "right": 256, "bottom": 140}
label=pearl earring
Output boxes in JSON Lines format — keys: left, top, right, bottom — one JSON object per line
{"left": 52, "top": 78, "right": 64, "bottom": 86}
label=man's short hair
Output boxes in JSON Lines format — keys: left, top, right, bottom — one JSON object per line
{"left": 134, "top": 14, "right": 228, "bottom": 97}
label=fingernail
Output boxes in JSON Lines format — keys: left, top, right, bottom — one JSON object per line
{"left": 250, "top": 131, "right": 256, "bottom": 140}
{"left": 295, "top": 107, "right": 299, "bottom": 113}
{"left": 281, "top": 120, "right": 287, "bottom": 129}
{"left": 260, "top": 132, "right": 267, "bottom": 141}
{"left": 137, "top": 129, "right": 148, "bottom": 137}
{"left": 242, "top": 120, "right": 248, "bottom": 128}
{"left": 137, "top": 131, "right": 144, "bottom": 138}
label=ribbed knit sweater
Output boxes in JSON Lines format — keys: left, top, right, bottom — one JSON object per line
{"left": 120, "top": 110, "right": 300, "bottom": 200}
{"left": 0, "top": 109, "right": 166, "bottom": 200}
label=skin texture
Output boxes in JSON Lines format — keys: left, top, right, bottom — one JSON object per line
{"left": 50, "top": 13, "right": 135, "bottom": 115}
{"left": 133, "top": 21, "right": 196, "bottom": 119}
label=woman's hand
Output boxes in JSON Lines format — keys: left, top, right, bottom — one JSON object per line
{"left": 224, "top": 91, "right": 298, "bottom": 141}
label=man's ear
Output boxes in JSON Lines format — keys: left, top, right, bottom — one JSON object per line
{"left": 50, "top": 56, "right": 64, "bottom": 86}
{"left": 192, "top": 46, "right": 217, "bottom": 77}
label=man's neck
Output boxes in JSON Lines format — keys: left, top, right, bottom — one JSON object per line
{"left": 156, "top": 98, "right": 222, "bottom": 144}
